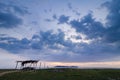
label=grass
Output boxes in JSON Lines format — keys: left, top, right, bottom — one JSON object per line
{"left": 0, "top": 69, "right": 15, "bottom": 73}
{"left": 1, "top": 69, "right": 120, "bottom": 80}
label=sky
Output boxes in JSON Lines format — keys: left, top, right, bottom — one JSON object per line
{"left": 0, "top": 0, "right": 120, "bottom": 69}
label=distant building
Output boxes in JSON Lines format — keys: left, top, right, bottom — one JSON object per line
{"left": 54, "top": 66, "right": 78, "bottom": 69}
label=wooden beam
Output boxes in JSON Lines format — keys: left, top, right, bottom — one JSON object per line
{"left": 15, "top": 62, "right": 18, "bottom": 69}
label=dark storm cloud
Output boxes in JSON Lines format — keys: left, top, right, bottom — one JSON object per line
{"left": 0, "top": 2, "right": 28, "bottom": 28}
{"left": 58, "top": 15, "right": 70, "bottom": 24}
{"left": 101, "top": 0, "right": 120, "bottom": 43}
{"left": 68, "top": 0, "right": 120, "bottom": 43}
{"left": 43, "top": 0, "right": 120, "bottom": 62}
{"left": 70, "top": 13, "right": 105, "bottom": 39}
{"left": 0, "top": 30, "right": 66, "bottom": 53}
{"left": 0, "top": 12, "right": 22, "bottom": 28}
{"left": 12, "top": 5, "right": 29, "bottom": 15}
{"left": 0, "top": 37, "right": 30, "bottom": 53}
{"left": 0, "top": 29, "right": 75, "bottom": 54}
{"left": 39, "top": 30, "right": 65, "bottom": 45}
{"left": 0, "top": 29, "right": 120, "bottom": 62}
{"left": 31, "top": 29, "right": 75, "bottom": 50}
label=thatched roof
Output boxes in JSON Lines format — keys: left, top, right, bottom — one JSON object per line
{"left": 16, "top": 60, "right": 39, "bottom": 66}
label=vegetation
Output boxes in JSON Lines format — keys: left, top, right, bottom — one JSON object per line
{"left": 1, "top": 69, "right": 120, "bottom": 80}
{"left": 0, "top": 69, "right": 15, "bottom": 73}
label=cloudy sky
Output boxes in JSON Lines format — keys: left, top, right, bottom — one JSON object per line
{"left": 0, "top": 0, "right": 120, "bottom": 68}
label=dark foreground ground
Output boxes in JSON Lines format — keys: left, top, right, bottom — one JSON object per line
{"left": 0, "top": 69, "right": 120, "bottom": 80}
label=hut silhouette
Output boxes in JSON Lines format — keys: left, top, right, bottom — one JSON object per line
{"left": 15, "top": 60, "right": 39, "bottom": 70}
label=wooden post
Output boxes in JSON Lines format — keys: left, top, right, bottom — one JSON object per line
{"left": 36, "top": 63, "right": 37, "bottom": 69}
{"left": 30, "top": 63, "right": 32, "bottom": 67}
{"left": 33, "top": 63, "right": 34, "bottom": 68}
{"left": 39, "top": 62, "right": 41, "bottom": 69}
{"left": 15, "top": 61, "right": 18, "bottom": 69}
{"left": 20, "top": 63, "right": 22, "bottom": 69}
{"left": 44, "top": 62, "right": 45, "bottom": 69}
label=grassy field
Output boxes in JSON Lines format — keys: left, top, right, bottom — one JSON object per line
{"left": 1, "top": 69, "right": 120, "bottom": 80}
{"left": 0, "top": 69, "right": 15, "bottom": 73}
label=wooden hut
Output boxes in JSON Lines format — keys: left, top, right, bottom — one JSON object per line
{"left": 15, "top": 60, "right": 39, "bottom": 70}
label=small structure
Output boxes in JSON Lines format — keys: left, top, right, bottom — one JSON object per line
{"left": 54, "top": 66, "right": 78, "bottom": 69}
{"left": 15, "top": 60, "right": 39, "bottom": 70}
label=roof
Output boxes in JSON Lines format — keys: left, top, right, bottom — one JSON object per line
{"left": 16, "top": 60, "right": 39, "bottom": 63}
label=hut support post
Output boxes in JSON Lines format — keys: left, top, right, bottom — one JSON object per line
{"left": 15, "top": 62, "right": 18, "bottom": 69}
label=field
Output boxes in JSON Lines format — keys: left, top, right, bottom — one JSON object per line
{"left": 0, "top": 69, "right": 15, "bottom": 74}
{"left": 1, "top": 69, "right": 120, "bottom": 80}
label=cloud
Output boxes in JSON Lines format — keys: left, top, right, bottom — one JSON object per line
{"left": 67, "top": 1, "right": 120, "bottom": 61}
{"left": 44, "top": 19, "right": 53, "bottom": 22}
{"left": 68, "top": 0, "right": 120, "bottom": 43}
{"left": 0, "top": 37, "right": 30, "bottom": 53}
{"left": 17, "top": 41, "right": 120, "bottom": 62}
{"left": 31, "top": 30, "right": 68, "bottom": 50}
{"left": 0, "top": 12, "right": 22, "bottom": 28}
{"left": 70, "top": 13, "right": 105, "bottom": 39}
{"left": 101, "top": 0, "right": 120, "bottom": 43}
{"left": 58, "top": 15, "right": 70, "bottom": 24}
{"left": 0, "top": 29, "right": 120, "bottom": 62}
{"left": 53, "top": 14, "right": 57, "bottom": 19}
{"left": 68, "top": 3, "right": 72, "bottom": 9}
{"left": 69, "top": 0, "right": 120, "bottom": 43}
{"left": 12, "top": 5, "right": 29, "bottom": 15}
{"left": 0, "top": 2, "right": 28, "bottom": 28}
{"left": 45, "top": 14, "right": 57, "bottom": 22}
{"left": 72, "top": 10, "right": 81, "bottom": 16}
{"left": 0, "top": 30, "right": 66, "bottom": 53}
{"left": 67, "top": 3, "right": 80, "bottom": 16}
